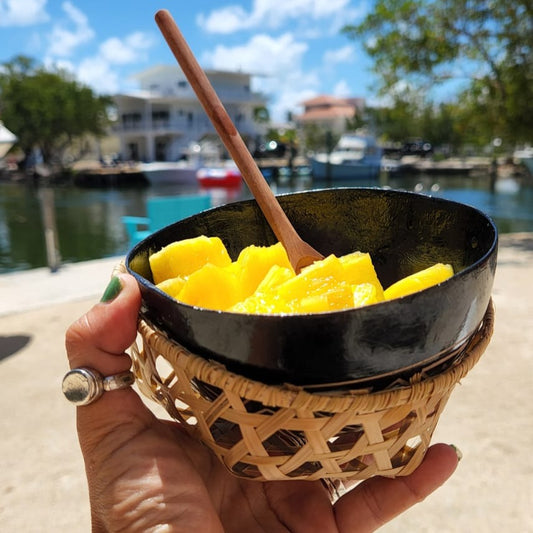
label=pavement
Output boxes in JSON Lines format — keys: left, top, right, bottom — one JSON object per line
{"left": 1, "top": 235, "right": 532, "bottom": 532}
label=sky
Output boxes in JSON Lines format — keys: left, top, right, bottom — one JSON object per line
{"left": 0, "top": 0, "right": 377, "bottom": 121}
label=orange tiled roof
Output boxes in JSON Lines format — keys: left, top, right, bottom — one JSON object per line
{"left": 296, "top": 106, "right": 355, "bottom": 121}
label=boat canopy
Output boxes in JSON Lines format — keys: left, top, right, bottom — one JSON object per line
{"left": 0, "top": 122, "right": 17, "bottom": 159}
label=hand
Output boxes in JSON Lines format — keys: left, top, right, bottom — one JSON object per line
{"left": 65, "top": 273, "right": 459, "bottom": 533}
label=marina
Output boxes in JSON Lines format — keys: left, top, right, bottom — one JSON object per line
{"left": 1, "top": 170, "right": 533, "bottom": 274}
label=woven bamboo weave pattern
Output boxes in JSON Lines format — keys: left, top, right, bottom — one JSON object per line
{"left": 131, "top": 301, "right": 494, "bottom": 482}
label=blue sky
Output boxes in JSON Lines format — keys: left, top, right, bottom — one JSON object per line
{"left": 0, "top": 0, "right": 377, "bottom": 121}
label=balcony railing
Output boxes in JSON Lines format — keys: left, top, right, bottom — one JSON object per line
{"left": 116, "top": 117, "right": 259, "bottom": 135}
{"left": 145, "top": 86, "right": 266, "bottom": 104}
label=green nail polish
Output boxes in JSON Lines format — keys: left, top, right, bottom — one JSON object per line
{"left": 101, "top": 276, "right": 122, "bottom": 303}
{"left": 450, "top": 444, "right": 463, "bottom": 462}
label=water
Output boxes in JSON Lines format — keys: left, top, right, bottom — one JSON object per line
{"left": 1, "top": 172, "right": 532, "bottom": 273}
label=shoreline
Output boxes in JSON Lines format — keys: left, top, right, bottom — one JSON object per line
{"left": 0, "top": 234, "right": 532, "bottom": 531}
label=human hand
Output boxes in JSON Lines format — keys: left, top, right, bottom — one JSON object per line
{"left": 65, "top": 273, "right": 459, "bottom": 532}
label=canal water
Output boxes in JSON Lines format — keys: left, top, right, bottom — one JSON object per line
{"left": 1, "top": 172, "right": 532, "bottom": 273}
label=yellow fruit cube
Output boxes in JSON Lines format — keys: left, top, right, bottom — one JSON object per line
{"left": 384, "top": 263, "right": 454, "bottom": 300}
{"left": 340, "top": 251, "right": 384, "bottom": 299}
{"left": 298, "top": 293, "right": 330, "bottom": 313}
{"left": 298, "top": 281, "right": 353, "bottom": 313}
{"left": 230, "top": 293, "right": 293, "bottom": 315}
{"left": 156, "top": 276, "right": 186, "bottom": 299}
{"left": 255, "top": 265, "right": 295, "bottom": 293}
{"left": 149, "top": 236, "right": 231, "bottom": 285}
{"left": 236, "top": 242, "right": 294, "bottom": 298}
{"left": 276, "top": 254, "right": 343, "bottom": 302}
{"left": 352, "top": 283, "right": 382, "bottom": 307}
{"left": 178, "top": 263, "right": 241, "bottom": 310}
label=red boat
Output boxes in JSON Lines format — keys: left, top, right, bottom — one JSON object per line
{"left": 196, "top": 166, "right": 242, "bottom": 188}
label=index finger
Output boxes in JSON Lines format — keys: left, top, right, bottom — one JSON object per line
{"left": 334, "top": 443, "right": 459, "bottom": 532}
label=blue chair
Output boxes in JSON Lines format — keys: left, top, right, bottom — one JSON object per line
{"left": 122, "top": 194, "right": 211, "bottom": 248}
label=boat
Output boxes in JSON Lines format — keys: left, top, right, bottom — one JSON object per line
{"left": 139, "top": 141, "right": 237, "bottom": 186}
{"left": 514, "top": 146, "right": 533, "bottom": 176}
{"left": 0, "top": 122, "right": 17, "bottom": 160}
{"left": 309, "top": 132, "right": 382, "bottom": 180}
{"left": 138, "top": 160, "right": 199, "bottom": 185}
{"left": 196, "top": 164, "right": 242, "bottom": 188}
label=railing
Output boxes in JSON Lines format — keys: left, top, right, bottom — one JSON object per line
{"left": 115, "top": 117, "right": 259, "bottom": 136}
{"left": 146, "top": 86, "right": 266, "bottom": 103}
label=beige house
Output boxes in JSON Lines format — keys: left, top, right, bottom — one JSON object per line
{"left": 295, "top": 95, "right": 365, "bottom": 135}
{"left": 112, "top": 65, "right": 267, "bottom": 162}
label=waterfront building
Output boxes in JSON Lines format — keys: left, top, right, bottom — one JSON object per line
{"left": 112, "top": 65, "right": 268, "bottom": 162}
{"left": 295, "top": 95, "right": 365, "bottom": 135}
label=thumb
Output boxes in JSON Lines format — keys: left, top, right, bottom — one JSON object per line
{"left": 64, "top": 273, "right": 152, "bottom": 452}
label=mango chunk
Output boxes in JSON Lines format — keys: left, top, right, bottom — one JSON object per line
{"left": 340, "top": 251, "right": 385, "bottom": 300}
{"left": 230, "top": 293, "right": 293, "bottom": 315}
{"left": 156, "top": 276, "right": 186, "bottom": 299}
{"left": 384, "top": 263, "right": 454, "bottom": 300}
{"left": 235, "top": 242, "right": 294, "bottom": 298}
{"left": 276, "top": 254, "right": 343, "bottom": 303}
{"left": 352, "top": 283, "right": 382, "bottom": 308}
{"left": 178, "top": 263, "right": 241, "bottom": 310}
{"left": 149, "top": 236, "right": 231, "bottom": 285}
{"left": 298, "top": 281, "right": 354, "bottom": 313}
{"left": 255, "top": 265, "right": 295, "bottom": 293}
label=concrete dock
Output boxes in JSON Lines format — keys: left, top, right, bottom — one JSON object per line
{"left": 0, "top": 234, "right": 532, "bottom": 532}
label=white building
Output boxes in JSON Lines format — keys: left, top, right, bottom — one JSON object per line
{"left": 113, "top": 65, "right": 267, "bottom": 162}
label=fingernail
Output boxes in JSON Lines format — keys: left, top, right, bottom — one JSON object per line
{"left": 450, "top": 444, "right": 463, "bottom": 462}
{"left": 101, "top": 276, "right": 122, "bottom": 303}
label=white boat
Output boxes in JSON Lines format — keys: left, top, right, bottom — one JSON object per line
{"left": 0, "top": 122, "right": 17, "bottom": 160}
{"left": 138, "top": 160, "right": 199, "bottom": 185}
{"left": 139, "top": 141, "right": 236, "bottom": 186}
{"left": 309, "top": 133, "right": 383, "bottom": 180}
{"left": 514, "top": 146, "right": 533, "bottom": 176}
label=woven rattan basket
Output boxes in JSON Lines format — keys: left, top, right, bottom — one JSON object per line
{"left": 130, "top": 301, "right": 493, "bottom": 482}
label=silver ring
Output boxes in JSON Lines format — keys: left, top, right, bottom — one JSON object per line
{"left": 62, "top": 367, "right": 135, "bottom": 406}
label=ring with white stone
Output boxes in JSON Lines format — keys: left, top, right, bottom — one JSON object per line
{"left": 62, "top": 367, "right": 135, "bottom": 406}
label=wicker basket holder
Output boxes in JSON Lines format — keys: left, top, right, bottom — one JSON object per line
{"left": 130, "top": 300, "right": 494, "bottom": 482}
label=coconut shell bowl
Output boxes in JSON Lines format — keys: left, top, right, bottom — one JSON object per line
{"left": 124, "top": 187, "right": 497, "bottom": 482}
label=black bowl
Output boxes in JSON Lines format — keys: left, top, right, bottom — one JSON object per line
{"left": 126, "top": 187, "right": 497, "bottom": 387}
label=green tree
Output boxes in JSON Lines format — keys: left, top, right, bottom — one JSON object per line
{"left": 253, "top": 105, "right": 270, "bottom": 124}
{"left": 299, "top": 124, "right": 340, "bottom": 153}
{"left": 343, "top": 0, "right": 533, "bottom": 145}
{"left": 0, "top": 55, "right": 112, "bottom": 167}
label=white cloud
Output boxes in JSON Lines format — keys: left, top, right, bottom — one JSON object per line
{"left": 47, "top": 1, "right": 94, "bottom": 57}
{"left": 75, "top": 56, "right": 120, "bottom": 94}
{"left": 203, "top": 33, "right": 308, "bottom": 75}
{"left": 197, "top": 0, "right": 353, "bottom": 34}
{"left": 333, "top": 79, "right": 351, "bottom": 97}
{"left": 73, "top": 31, "right": 155, "bottom": 93}
{"left": 41, "top": 1, "right": 156, "bottom": 95}
{"left": 99, "top": 32, "right": 154, "bottom": 65}
{"left": 196, "top": 5, "right": 249, "bottom": 35}
{"left": 0, "top": 0, "right": 49, "bottom": 26}
{"left": 202, "top": 32, "right": 319, "bottom": 121}
{"left": 323, "top": 45, "right": 355, "bottom": 65}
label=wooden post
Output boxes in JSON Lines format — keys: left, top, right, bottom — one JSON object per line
{"left": 40, "top": 188, "right": 61, "bottom": 272}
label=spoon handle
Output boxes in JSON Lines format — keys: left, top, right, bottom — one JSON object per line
{"left": 155, "top": 9, "right": 323, "bottom": 271}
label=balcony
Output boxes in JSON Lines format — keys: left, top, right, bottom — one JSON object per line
{"left": 145, "top": 85, "right": 266, "bottom": 105}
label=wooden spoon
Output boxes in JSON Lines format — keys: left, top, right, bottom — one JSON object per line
{"left": 155, "top": 9, "right": 324, "bottom": 272}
